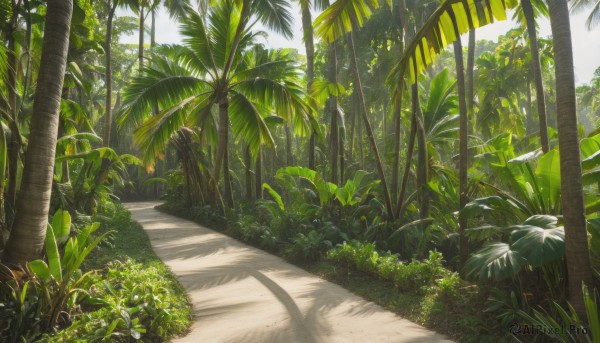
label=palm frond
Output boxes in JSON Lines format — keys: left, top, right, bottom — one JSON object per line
{"left": 252, "top": 0, "right": 294, "bottom": 39}
{"left": 228, "top": 91, "right": 275, "bottom": 157}
{"left": 180, "top": 9, "right": 219, "bottom": 75}
{"left": 389, "top": 0, "right": 518, "bottom": 85}
{"left": 314, "top": 0, "right": 382, "bottom": 43}
{"left": 133, "top": 94, "right": 201, "bottom": 166}
{"left": 119, "top": 66, "right": 208, "bottom": 129}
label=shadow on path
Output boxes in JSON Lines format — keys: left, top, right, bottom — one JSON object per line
{"left": 125, "top": 202, "right": 454, "bottom": 343}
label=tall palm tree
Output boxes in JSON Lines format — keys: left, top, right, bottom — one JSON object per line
{"left": 295, "top": 0, "right": 327, "bottom": 170}
{"left": 3, "top": 0, "right": 73, "bottom": 266}
{"left": 519, "top": 0, "right": 550, "bottom": 152}
{"left": 103, "top": 0, "right": 119, "bottom": 147}
{"left": 548, "top": 0, "right": 594, "bottom": 317}
{"left": 119, "top": 4, "right": 310, "bottom": 208}
{"left": 315, "top": 0, "right": 394, "bottom": 218}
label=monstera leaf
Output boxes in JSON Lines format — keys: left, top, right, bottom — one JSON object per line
{"left": 465, "top": 242, "right": 526, "bottom": 281}
{"left": 466, "top": 215, "right": 565, "bottom": 281}
{"left": 509, "top": 216, "right": 565, "bottom": 267}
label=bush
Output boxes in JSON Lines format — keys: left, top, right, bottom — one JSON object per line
{"left": 284, "top": 231, "right": 331, "bottom": 263}
{"left": 327, "top": 241, "right": 450, "bottom": 292}
{"left": 40, "top": 259, "right": 190, "bottom": 342}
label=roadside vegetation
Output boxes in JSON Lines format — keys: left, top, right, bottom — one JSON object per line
{"left": 1, "top": 0, "right": 600, "bottom": 342}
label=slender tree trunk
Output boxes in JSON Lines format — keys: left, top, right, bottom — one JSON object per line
{"left": 392, "top": 0, "right": 410, "bottom": 205}
{"left": 3, "top": 0, "right": 73, "bottom": 266}
{"left": 415, "top": 95, "right": 429, "bottom": 219}
{"left": 523, "top": 0, "right": 549, "bottom": 153}
{"left": 103, "top": 2, "right": 117, "bottom": 147}
{"left": 349, "top": 106, "right": 356, "bottom": 164}
{"left": 347, "top": 31, "right": 394, "bottom": 218}
{"left": 138, "top": 4, "right": 145, "bottom": 72}
{"left": 357, "top": 103, "right": 364, "bottom": 168}
{"left": 255, "top": 147, "right": 263, "bottom": 199}
{"left": 6, "top": 5, "right": 20, "bottom": 215}
{"left": 526, "top": 80, "right": 535, "bottom": 134}
{"left": 245, "top": 145, "right": 253, "bottom": 201}
{"left": 328, "top": 43, "right": 339, "bottom": 185}
{"left": 452, "top": 33, "right": 470, "bottom": 271}
{"left": 301, "top": 3, "right": 316, "bottom": 170}
{"left": 151, "top": 9, "right": 156, "bottom": 47}
{"left": 396, "top": 114, "right": 416, "bottom": 218}
{"left": 285, "top": 125, "right": 293, "bottom": 166}
{"left": 214, "top": 96, "right": 233, "bottom": 209}
{"left": 466, "top": 29, "right": 475, "bottom": 114}
{"left": 223, "top": 142, "right": 234, "bottom": 208}
{"left": 548, "top": 0, "right": 594, "bottom": 317}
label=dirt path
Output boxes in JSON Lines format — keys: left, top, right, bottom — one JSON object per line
{"left": 125, "top": 202, "right": 454, "bottom": 343}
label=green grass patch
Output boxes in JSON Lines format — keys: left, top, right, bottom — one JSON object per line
{"left": 40, "top": 202, "right": 192, "bottom": 342}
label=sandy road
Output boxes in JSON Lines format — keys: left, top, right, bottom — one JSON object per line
{"left": 125, "top": 202, "right": 454, "bottom": 343}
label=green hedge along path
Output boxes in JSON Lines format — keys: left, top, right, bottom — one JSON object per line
{"left": 125, "top": 202, "right": 454, "bottom": 343}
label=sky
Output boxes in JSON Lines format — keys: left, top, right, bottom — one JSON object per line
{"left": 119, "top": 4, "right": 600, "bottom": 85}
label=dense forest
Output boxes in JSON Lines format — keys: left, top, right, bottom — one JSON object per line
{"left": 1, "top": 0, "right": 600, "bottom": 341}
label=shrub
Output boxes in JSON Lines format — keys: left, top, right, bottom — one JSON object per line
{"left": 284, "top": 230, "right": 331, "bottom": 263}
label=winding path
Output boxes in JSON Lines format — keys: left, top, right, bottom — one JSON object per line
{"left": 125, "top": 202, "right": 454, "bottom": 343}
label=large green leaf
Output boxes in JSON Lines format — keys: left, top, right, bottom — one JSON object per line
{"left": 465, "top": 242, "right": 526, "bottom": 281}
{"left": 535, "top": 149, "right": 561, "bottom": 212}
{"left": 52, "top": 209, "right": 72, "bottom": 245}
{"left": 509, "top": 217, "right": 564, "bottom": 267}
{"left": 263, "top": 183, "right": 284, "bottom": 211}
{"left": 45, "top": 224, "right": 62, "bottom": 282}
{"left": 390, "top": 0, "right": 518, "bottom": 84}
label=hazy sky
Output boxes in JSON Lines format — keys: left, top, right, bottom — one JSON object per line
{"left": 120, "top": 4, "right": 600, "bottom": 85}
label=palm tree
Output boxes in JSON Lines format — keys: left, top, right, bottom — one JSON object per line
{"left": 547, "top": 0, "right": 594, "bottom": 317}
{"left": 519, "top": 0, "right": 550, "bottom": 152}
{"left": 315, "top": 0, "right": 394, "bottom": 218}
{"left": 3, "top": 0, "right": 73, "bottom": 266}
{"left": 294, "top": 0, "right": 327, "bottom": 170}
{"left": 103, "top": 0, "right": 120, "bottom": 147}
{"left": 119, "top": 4, "right": 310, "bottom": 209}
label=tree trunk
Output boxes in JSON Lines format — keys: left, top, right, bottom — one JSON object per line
{"left": 301, "top": 2, "right": 316, "bottom": 170}
{"left": 415, "top": 94, "right": 429, "bottom": 219}
{"left": 223, "top": 141, "right": 234, "bottom": 208}
{"left": 255, "top": 147, "right": 263, "bottom": 199}
{"left": 3, "top": 0, "right": 73, "bottom": 266}
{"left": 285, "top": 125, "right": 294, "bottom": 166}
{"left": 347, "top": 30, "right": 394, "bottom": 218}
{"left": 522, "top": 0, "right": 549, "bottom": 153}
{"left": 328, "top": 43, "right": 339, "bottom": 185}
{"left": 214, "top": 96, "right": 233, "bottom": 209}
{"left": 466, "top": 29, "right": 475, "bottom": 114}
{"left": 548, "top": 0, "right": 594, "bottom": 317}
{"left": 396, "top": 113, "right": 416, "bottom": 218}
{"left": 526, "top": 80, "right": 535, "bottom": 134}
{"left": 103, "top": 2, "right": 117, "bottom": 147}
{"left": 453, "top": 35, "right": 470, "bottom": 271}
{"left": 138, "top": 4, "right": 145, "bottom": 72}
{"left": 245, "top": 145, "right": 253, "bottom": 201}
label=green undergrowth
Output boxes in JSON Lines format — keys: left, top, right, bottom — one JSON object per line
{"left": 40, "top": 202, "right": 192, "bottom": 342}
{"left": 156, "top": 202, "right": 510, "bottom": 342}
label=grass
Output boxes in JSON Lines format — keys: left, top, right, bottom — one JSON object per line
{"left": 40, "top": 202, "right": 192, "bottom": 342}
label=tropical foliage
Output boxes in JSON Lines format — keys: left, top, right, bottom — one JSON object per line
{"left": 1, "top": 0, "right": 600, "bottom": 341}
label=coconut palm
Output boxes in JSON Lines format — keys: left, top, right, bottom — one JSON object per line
{"left": 3, "top": 0, "right": 73, "bottom": 266}
{"left": 294, "top": 0, "right": 328, "bottom": 170}
{"left": 119, "top": 3, "right": 310, "bottom": 208}
{"left": 547, "top": 0, "right": 594, "bottom": 317}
